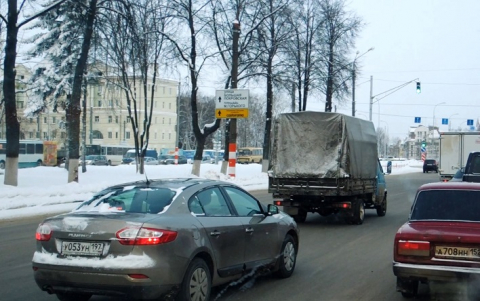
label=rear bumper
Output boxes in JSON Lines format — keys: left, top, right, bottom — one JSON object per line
{"left": 33, "top": 265, "right": 180, "bottom": 300}
{"left": 393, "top": 261, "right": 480, "bottom": 282}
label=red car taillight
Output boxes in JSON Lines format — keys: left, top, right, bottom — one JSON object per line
{"left": 398, "top": 240, "right": 430, "bottom": 256}
{"left": 116, "top": 227, "right": 178, "bottom": 245}
{"left": 35, "top": 224, "right": 52, "bottom": 241}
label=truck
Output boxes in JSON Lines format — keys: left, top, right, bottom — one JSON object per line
{"left": 438, "top": 132, "right": 480, "bottom": 181}
{"left": 268, "top": 111, "right": 387, "bottom": 225}
{"left": 462, "top": 151, "right": 480, "bottom": 182}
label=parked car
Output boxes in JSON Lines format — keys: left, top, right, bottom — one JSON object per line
{"left": 79, "top": 155, "right": 108, "bottom": 166}
{"left": 129, "top": 156, "right": 159, "bottom": 165}
{"left": 32, "top": 178, "right": 299, "bottom": 301}
{"left": 422, "top": 159, "right": 438, "bottom": 173}
{"left": 393, "top": 182, "right": 480, "bottom": 298}
{"left": 159, "top": 155, "right": 188, "bottom": 165}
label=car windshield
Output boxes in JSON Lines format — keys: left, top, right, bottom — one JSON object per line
{"left": 85, "top": 155, "right": 95, "bottom": 160}
{"left": 76, "top": 187, "right": 177, "bottom": 214}
{"left": 410, "top": 190, "right": 480, "bottom": 222}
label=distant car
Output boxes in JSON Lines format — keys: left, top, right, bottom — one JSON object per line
{"left": 449, "top": 167, "right": 464, "bottom": 182}
{"left": 129, "top": 156, "right": 159, "bottom": 165}
{"left": 423, "top": 159, "right": 438, "bottom": 173}
{"left": 393, "top": 182, "right": 480, "bottom": 298}
{"left": 79, "top": 155, "right": 108, "bottom": 166}
{"left": 159, "top": 155, "right": 188, "bottom": 165}
{"left": 32, "top": 178, "right": 299, "bottom": 301}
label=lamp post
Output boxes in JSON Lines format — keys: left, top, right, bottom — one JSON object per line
{"left": 432, "top": 102, "right": 446, "bottom": 159}
{"left": 352, "top": 47, "right": 374, "bottom": 117}
{"left": 380, "top": 120, "right": 389, "bottom": 157}
{"left": 448, "top": 113, "right": 458, "bottom": 131}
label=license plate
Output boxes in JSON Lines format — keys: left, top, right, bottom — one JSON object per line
{"left": 62, "top": 241, "right": 104, "bottom": 256}
{"left": 435, "top": 246, "right": 480, "bottom": 259}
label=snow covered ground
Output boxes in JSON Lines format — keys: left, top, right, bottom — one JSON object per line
{"left": 0, "top": 159, "right": 423, "bottom": 221}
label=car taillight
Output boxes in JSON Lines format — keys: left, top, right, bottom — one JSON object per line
{"left": 35, "top": 224, "right": 52, "bottom": 241}
{"left": 116, "top": 227, "right": 177, "bottom": 245}
{"left": 398, "top": 240, "right": 430, "bottom": 256}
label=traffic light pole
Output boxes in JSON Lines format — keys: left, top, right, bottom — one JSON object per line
{"left": 369, "top": 77, "right": 420, "bottom": 121}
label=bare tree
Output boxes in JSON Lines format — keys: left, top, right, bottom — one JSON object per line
{"left": 158, "top": 0, "right": 221, "bottom": 176}
{"left": 317, "top": 0, "right": 362, "bottom": 112}
{"left": 1, "top": 0, "right": 67, "bottom": 186}
{"left": 100, "top": 0, "right": 172, "bottom": 174}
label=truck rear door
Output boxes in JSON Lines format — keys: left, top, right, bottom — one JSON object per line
{"left": 439, "top": 134, "right": 461, "bottom": 178}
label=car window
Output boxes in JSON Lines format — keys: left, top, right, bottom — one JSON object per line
{"left": 411, "top": 190, "right": 480, "bottom": 221}
{"left": 189, "top": 187, "right": 232, "bottom": 216}
{"left": 223, "top": 186, "right": 262, "bottom": 216}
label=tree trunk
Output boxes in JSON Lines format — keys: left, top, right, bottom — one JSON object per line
{"left": 3, "top": 0, "right": 20, "bottom": 186}
{"left": 66, "top": 0, "right": 97, "bottom": 183}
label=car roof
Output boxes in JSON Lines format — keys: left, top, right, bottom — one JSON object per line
{"left": 104, "top": 178, "right": 226, "bottom": 191}
{"left": 418, "top": 181, "right": 480, "bottom": 191}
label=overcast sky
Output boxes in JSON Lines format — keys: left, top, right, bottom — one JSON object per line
{"left": 332, "top": 0, "right": 480, "bottom": 138}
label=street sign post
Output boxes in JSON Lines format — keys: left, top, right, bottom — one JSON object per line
{"left": 215, "top": 89, "right": 249, "bottom": 118}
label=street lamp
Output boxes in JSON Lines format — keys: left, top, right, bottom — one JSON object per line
{"left": 352, "top": 47, "right": 374, "bottom": 117}
{"left": 432, "top": 102, "right": 446, "bottom": 159}
{"left": 448, "top": 113, "right": 458, "bottom": 131}
{"left": 379, "top": 120, "right": 389, "bottom": 157}
{"left": 432, "top": 102, "right": 446, "bottom": 129}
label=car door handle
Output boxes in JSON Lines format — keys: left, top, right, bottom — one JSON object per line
{"left": 245, "top": 227, "right": 254, "bottom": 233}
{"left": 210, "top": 230, "right": 221, "bottom": 237}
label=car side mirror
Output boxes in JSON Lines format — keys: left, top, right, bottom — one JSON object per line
{"left": 267, "top": 204, "right": 279, "bottom": 215}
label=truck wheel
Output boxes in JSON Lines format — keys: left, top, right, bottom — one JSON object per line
{"left": 351, "top": 199, "right": 364, "bottom": 225}
{"left": 293, "top": 210, "right": 307, "bottom": 223}
{"left": 376, "top": 194, "right": 387, "bottom": 217}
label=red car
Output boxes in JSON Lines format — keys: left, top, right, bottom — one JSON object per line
{"left": 393, "top": 182, "right": 480, "bottom": 298}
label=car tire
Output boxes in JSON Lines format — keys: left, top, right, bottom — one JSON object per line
{"left": 397, "top": 277, "right": 418, "bottom": 298}
{"left": 275, "top": 234, "right": 297, "bottom": 278}
{"left": 376, "top": 194, "right": 387, "bottom": 217}
{"left": 177, "top": 258, "right": 211, "bottom": 301}
{"left": 351, "top": 199, "right": 365, "bottom": 225}
{"left": 293, "top": 209, "right": 307, "bottom": 223}
{"left": 55, "top": 292, "right": 92, "bottom": 301}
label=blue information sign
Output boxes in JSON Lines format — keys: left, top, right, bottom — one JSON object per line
{"left": 467, "top": 119, "right": 474, "bottom": 126}
{"left": 414, "top": 117, "right": 421, "bottom": 123}
{"left": 441, "top": 118, "right": 448, "bottom": 125}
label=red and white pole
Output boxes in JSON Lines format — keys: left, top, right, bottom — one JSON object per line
{"left": 228, "top": 143, "right": 236, "bottom": 178}
{"left": 174, "top": 147, "right": 179, "bottom": 165}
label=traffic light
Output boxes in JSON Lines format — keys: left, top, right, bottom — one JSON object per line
{"left": 421, "top": 141, "right": 427, "bottom": 148}
{"left": 416, "top": 82, "right": 421, "bottom": 94}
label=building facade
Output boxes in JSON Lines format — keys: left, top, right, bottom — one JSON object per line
{"left": 0, "top": 64, "right": 179, "bottom": 155}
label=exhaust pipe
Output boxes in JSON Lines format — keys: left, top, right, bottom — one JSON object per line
{"left": 43, "top": 286, "right": 55, "bottom": 294}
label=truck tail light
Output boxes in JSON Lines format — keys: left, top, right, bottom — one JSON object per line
{"left": 333, "top": 202, "right": 351, "bottom": 209}
{"left": 116, "top": 227, "right": 177, "bottom": 245}
{"left": 35, "top": 224, "right": 52, "bottom": 241}
{"left": 273, "top": 200, "right": 283, "bottom": 206}
{"left": 398, "top": 240, "right": 430, "bottom": 256}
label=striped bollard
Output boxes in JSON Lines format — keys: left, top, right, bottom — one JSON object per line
{"left": 228, "top": 143, "right": 236, "bottom": 178}
{"left": 174, "top": 147, "right": 178, "bottom": 165}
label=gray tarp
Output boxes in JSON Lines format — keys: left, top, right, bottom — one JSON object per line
{"left": 270, "top": 111, "right": 378, "bottom": 179}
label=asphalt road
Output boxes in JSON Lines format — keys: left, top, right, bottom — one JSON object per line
{"left": 1, "top": 171, "right": 462, "bottom": 301}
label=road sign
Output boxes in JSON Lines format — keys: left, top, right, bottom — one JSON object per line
{"left": 414, "top": 117, "right": 421, "bottom": 123}
{"left": 467, "top": 119, "right": 474, "bottom": 126}
{"left": 215, "top": 109, "right": 249, "bottom": 119}
{"left": 442, "top": 118, "right": 448, "bottom": 125}
{"left": 215, "top": 89, "right": 249, "bottom": 119}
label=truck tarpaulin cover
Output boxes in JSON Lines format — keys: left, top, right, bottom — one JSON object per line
{"left": 271, "top": 111, "right": 378, "bottom": 179}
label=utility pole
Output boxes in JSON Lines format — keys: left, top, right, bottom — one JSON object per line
{"left": 352, "top": 62, "right": 356, "bottom": 116}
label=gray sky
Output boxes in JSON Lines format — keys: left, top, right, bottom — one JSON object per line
{"left": 326, "top": 0, "right": 480, "bottom": 138}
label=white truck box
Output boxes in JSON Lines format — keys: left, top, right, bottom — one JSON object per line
{"left": 439, "top": 132, "right": 480, "bottom": 181}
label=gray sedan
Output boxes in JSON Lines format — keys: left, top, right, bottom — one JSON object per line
{"left": 32, "top": 178, "right": 299, "bottom": 301}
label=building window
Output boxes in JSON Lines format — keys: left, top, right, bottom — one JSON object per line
{"left": 61, "top": 132, "right": 66, "bottom": 138}
{"left": 43, "top": 132, "right": 48, "bottom": 139}
{"left": 17, "top": 101, "right": 24, "bottom": 108}
{"left": 108, "top": 116, "right": 112, "bottom": 123}
{"left": 169, "top": 133, "right": 171, "bottom": 139}
{"left": 98, "top": 100, "right": 102, "bottom": 107}
{"left": 29, "top": 132, "right": 34, "bottom": 139}
{"left": 162, "top": 118, "right": 165, "bottom": 124}
{"left": 115, "top": 116, "right": 119, "bottom": 123}
{"left": 108, "top": 100, "right": 113, "bottom": 107}
{"left": 126, "top": 132, "right": 131, "bottom": 139}
{"left": 162, "top": 102, "right": 165, "bottom": 108}
{"left": 51, "top": 132, "right": 56, "bottom": 139}
{"left": 115, "top": 132, "right": 118, "bottom": 139}
{"left": 52, "top": 116, "right": 56, "bottom": 124}
{"left": 127, "top": 116, "right": 131, "bottom": 123}
{"left": 155, "top": 101, "right": 157, "bottom": 108}
{"left": 162, "top": 133, "right": 165, "bottom": 140}
{"left": 155, "top": 133, "right": 157, "bottom": 139}
{"left": 43, "top": 117, "right": 47, "bottom": 124}
{"left": 108, "top": 132, "right": 112, "bottom": 138}
{"left": 29, "top": 118, "right": 33, "bottom": 123}
{"left": 169, "top": 88, "right": 172, "bottom": 95}
{"left": 169, "top": 118, "right": 171, "bottom": 124}
{"left": 169, "top": 103, "right": 171, "bottom": 109}
{"left": 95, "top": 116, "right": 100, "bottom": 123}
